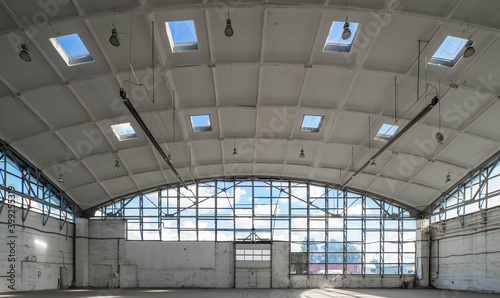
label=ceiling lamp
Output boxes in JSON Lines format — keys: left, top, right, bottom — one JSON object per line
{"left": 370, "top": 159, "right": 377, "bottom": 168}
{"left": 19, "top": 44, "right": 31, "bottom": 62}
{"left": 225, "top": 18, "right": 234, "bottom": 37}
{"left": 299, "top": 148, "right": 305, "bottom": 159}
{"left": 114, "top": 158, "right": 120, "bottom": 170}
{"left": 463, "top": 40, "right": 475, "bottom": 58}
{"left": 109, "top": 29, "right": 120, "bottom": 47}
{"left": 342, "top": 22, "right": 351, "bottom": 40}
{"left": 167, "top": 151, "right": 172, "bottom": 161}
{"left": 232, "top": 146, "right": 238, "bottom": 157}
{"left": 445, "top": 172, "right": 451, "bottom": 184}
{"left": 436, "top": 131, "right": 444, "bottom": 144}
{"left": 57, "top": 174, "right": 64, "bottom": 183}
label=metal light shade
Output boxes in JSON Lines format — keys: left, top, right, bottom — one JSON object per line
{"left": 225, "top": 19, "right": 234, "bottom": 37}
{"left": 370, "top": 159, "right": 377, "bottom": 168}
{"left": 463, "top": 41, "right": 475, "bottom": 58}
{"left": 445, "top": 173, "right": 451, "bottom": 184}
{"left": 436, "top": 132, "right": 444, "bottom": 144}
{"left": 299, "top": 149, "right": 305, "bottom": 158}
{"left": 114, "top": 159, "right": 120, "bottom": 170}
{"left": 109, "top": 29, "right": 120, "bottom": 47}
{"left": 19, "top": 44, "right": 31, "bottom": 62}
{"left": 232, "top": 147, "right": 238, "bottom": 157}
{"left": 342, "top": 22, "right": 351, "bottom": 40}
{"left": 58, "top": 174, "right": 64, "bottom": 183}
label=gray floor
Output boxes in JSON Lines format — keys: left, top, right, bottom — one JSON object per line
{"left": 1, "top": 288, "right": 499, "bottom": 297}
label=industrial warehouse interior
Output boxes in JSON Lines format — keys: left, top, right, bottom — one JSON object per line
{"left": 0, "top": 0, "right": 499, "bottom": 297}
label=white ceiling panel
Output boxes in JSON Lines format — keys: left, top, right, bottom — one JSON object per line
{"left": 367, "top": 176, "right": 406, "bottom": 199}
{"left": 300, "top": 67, "right": 355, "bottom": 109}
{"left": 259, "top": 66, "right": 305, "bottom": 106}
{"left": 465, "top": 101, "right": 500, "bottom": 141}
{"left": 101, "top": 175, "right": 137, "bottom": 198}
{"left": 412, "top": 160, "right": 467, "bottom": 191}
{"left": 318, "top": 143, "right": 352, "bottom": 169}
{"left": 254, "top": 163, "right": 283, "bottom": 177}
{"left": 380, "top": 152, "right": 427, "bottom": 181}
{"left": 23, "top": 86, "right": 90, "bottom": 128}
{"left": 282, "top": 164, "right": 313, "bottom": 180}
{"left": 57, "top": 123, "right": 111, "bottom": 157}
{"left": 214, "top": 65, "right": 259, "bottom": 106}
{"left": 191, "top": 139, "right": 223, "bottom": 165}
{"left": 223, "top": 139, "right": 254, "bottom": 163}
{"left": 262, "top": 8, "right": 321, "bottom": 63}
{"left": 171, "top": 67, "right": 215, "bottom": 108}
{"left": 98, "top": 115, "right": 149, "bottom": 149}
{"left": 67, "top": 182, "right": 109, "bottom": 208}
{"left": 342, "top": 72, "right": 394, "bottom": 113}
{"left": 14, "top": 132, "right": 73, "bottom": 166}
{"left": 449, "top": 0, "right": 500, "bottom": 30}
{"left": 255, "top": 139, "right": 288, "bottom": 163}
{"left": 45, "top": 161, "right": 95, "bottom": 189}
{"left": 395, "top": 0, "right": 460, "bottom": 17}
{"left": 285, "top": 140, "right": 322, "bottom": 166}
{"left": 219, "top": 107, "right": 256, "bottom": 137}
{"left": 83, "top": 152, "right": 129, "bottom": 180}
{"left": 0, "top": 95, "right": 48, "bottom": 140}
{"left": 435, "top": 134, "right": 495, "bottom": 169}
{"left": 3, "top": 0, "right": 78, "bottom": 21}
{"left": 75, "top": 0, "right": 139, "bottom": 15}
{"left": 133, "top": 171, "right": 166, "bottom": 190}
{"left": 396, "top": 184, "right": 441, "bottom": 210}
{"left": 120, "top": 146, "right": 160, "bottom": 173}
{"left": 255, "top": 107, "right": 296, "bottom": 139}
{"left": 70, "top": 76, "right": 122, "bottom": 119}
{"left": 224, "top": 163, "right": 253, "bottom": 177}
{"left": 329, "top": 112, "right": 368, "bottom": 144}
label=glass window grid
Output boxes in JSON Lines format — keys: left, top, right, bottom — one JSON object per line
{"left": 97, "top": 179, "right": 416, "bottom": 275}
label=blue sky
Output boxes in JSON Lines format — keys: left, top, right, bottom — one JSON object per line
{"left": 169, "top": 20, "right": 197, "bottom": 44}
{"left": 55, "top": 34, "right": 89, "bottom": 57}
{"left": 327, "top": 22, "right": 359, "bottom": 45}
{"left": 190, "top": 115, "right": 211, "bottom": 128}
{"left": 377, "top": 124, "right": 398, "bottom": 137}
{"left": 302, "top": 115, "right": 323, "bottom": 129}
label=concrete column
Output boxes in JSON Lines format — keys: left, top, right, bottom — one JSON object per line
{"left": 416, "top": 219, "right": 430, "bottom": 287}
{"left": 75, "top": 218, "right": 89, "bottom": 287}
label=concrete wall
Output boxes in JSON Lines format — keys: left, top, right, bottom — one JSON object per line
{"left": 0, "top": 205, "right": 74, "bottom": 292}
{"left": 429, "top": 206, "right": 500, "bottom": 293}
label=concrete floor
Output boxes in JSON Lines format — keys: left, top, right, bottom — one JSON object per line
{"left": 1, "top": 289, "right": 499, "bottom": 298}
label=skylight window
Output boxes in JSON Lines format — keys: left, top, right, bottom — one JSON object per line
{"left": 190, "top": 115, "right": 212, "bottom": 132}
{"left": 324, "top": 21, "right": 360, "bottom": 52}
{"left": 375, "top": 124, "right": 398, "bottom": 142}
{"left": 166, "top": 20, "right": 199, "bottom": 53}
{"left": 300, "top": 115, "right": 324, "bottom": 133}
{"left": 49, "top": 34, "right": 94, "bottom": 66}
{"left": 428, "top": 36, "right": 469, "bottom": 68}
{"left": 111, "top": 123, "right": 137, "bottom": 141}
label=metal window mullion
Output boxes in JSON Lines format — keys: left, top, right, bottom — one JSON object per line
{"left": 325, "top": 186, "right": 329, "bottom": 272}
{"left": 215, "top": 181, "right": 218, "bottom": 242}
{"left": 362, "top": 196, "right": 366, "bottom": 275}
{"left": 196, "top": 182, "right": 199, "bottom": 241}
{"left": 177, "top": 186, "right": 181, "bottom": 241}
{"left": 343, "top": 191, "right": 347, "bottom": 274}
{"left": 140, "top": 194, "right": 144, "bottom": 240}
{"left": 380, "top": 202, "right": 384, "bottom": 275}
{"left": 307, "top": 183, "right": 310, "bottom": 276}
{"left": 399, "top": 218, "right": 403, "bottom": 275}
{"left": 158, "top": 190, "right": 162, "bottom": 241}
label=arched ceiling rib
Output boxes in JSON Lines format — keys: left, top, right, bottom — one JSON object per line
{"left": 0, "top": 0, "right": 499, "bottom": 212}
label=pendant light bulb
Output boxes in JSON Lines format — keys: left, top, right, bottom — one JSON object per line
{"left": 19, "top": 44, "right": 31, "bottom": 62}
{"left": 109, "top": 29, "right": 120, "bottom": 47}
{"left": 445, "top": 172, "right": 451, "bottom": 184}
{"left": 114, "top": 158, "right": 120, "bottom": 170}
{"left": 299, "top": 148, "right": 305, "bottom": 159}
{"left": 370, "top": 159, "right": 377, "bottom": 168}
{"left": 232, "top": 146, "right": 238, "bottom": 157}
{"left": 342, "top": 22, "right": 351, "bottom": 40}
{"left": 58, "top": 174, "right": 64, "bottom": 183}
{"left": 463, "top": 40, "right": 475, "bottom": 58}
{"left": 225, "top": 19, "right": 234, "bottom": 37}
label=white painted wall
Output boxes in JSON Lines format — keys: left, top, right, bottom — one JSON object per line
{"left": 429, "top": 206, "right": 500, "bottom": 293}
{"left": 0, "top": 205, "right": 74, "bottom": 292}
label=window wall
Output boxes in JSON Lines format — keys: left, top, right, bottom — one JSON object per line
{"left": 431, "top": 155, "right": 500, "bottom": 223}
{"left": 0, "top": 142, "right": 75, "bottom": 223}
{"left": 96, "top": 179, "right": 416, "bottom": 275}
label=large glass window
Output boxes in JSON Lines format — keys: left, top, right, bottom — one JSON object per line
{"left": 96, "top": 178, "right": 416, "bottom": 275}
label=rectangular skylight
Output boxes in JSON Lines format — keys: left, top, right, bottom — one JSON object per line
{"left": 49, "top": 34, "right": 94, "bottom": 66}
{"left": 428, "top": 36, "right": 469, "bottom": 68}
{"left": 190, "top": 115, "right": 212, "bottom": 132}
{"left": 324, "top": 21, "right": 359, "bottom": 53}
{"left": 301, "top": 115, "right": 324, "bottom": 133}
{"left": 375, "top": 124, "right": 398, "bottom": 142}
{"left": 111, "top": 123, "right": 137, "bottom": 141}
{"left": 166, "top": 20, "right": 199, "bottom": 53}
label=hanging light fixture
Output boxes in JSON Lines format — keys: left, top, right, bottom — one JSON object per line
{"left": 225, "top": 18, "right": 234, "bottom": 37}
{"left": 436, "top": 132, "right": 444, "bottom": 144}
{"left": 445, "top": 172, "right": 451, "bottom": 184}
{"left": 114, "top": 158, "right": 120, "bottom": 170}
{"left": 342, "top": 21, "right": 351, "bottom": 40}
{"left": 19, "top": 44, "right": 31, "bottom": 62}
{"left": 109, "top": 29, "right": 120, "bottom": 47}
{"left": 167, "top": 151, "right": 172, "bottom": 161}
{"left": 232, "top": 146, "right": 238, "bottom": 157}
{"left": 57, "top": 174, "right": 64, "bottom": 183}
{"left": 463, "top": 40, "right": 475, "bottom": 58}
{"left": 299, "top": 148, "right": 305, "bottom": 159}
{"left": 370, "top": 159, "right": 377, "bottom": 168}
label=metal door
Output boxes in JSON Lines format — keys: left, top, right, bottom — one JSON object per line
{"left": 234, "top": 243, "right": 271, "bottom": 288}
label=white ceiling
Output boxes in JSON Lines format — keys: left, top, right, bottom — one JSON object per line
{"left": 0, "top": 0, "right": 499, "bottom": 212}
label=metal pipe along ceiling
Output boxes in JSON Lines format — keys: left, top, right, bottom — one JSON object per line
{"left": 341, "top": 96, "right": 439, "bottom": 189}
